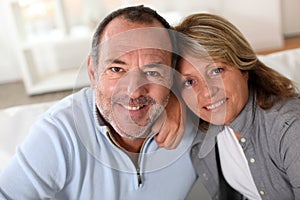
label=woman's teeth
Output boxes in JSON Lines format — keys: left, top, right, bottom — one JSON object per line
{"left": 205, "top": 99, "right": 226, "bottom": 110}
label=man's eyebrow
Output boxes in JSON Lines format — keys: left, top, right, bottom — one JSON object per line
{"left": 105, "top": 58, "right": 127, "bottom": 65}
{"left": 143, "top": 62, "right": 165, "bottom": 68}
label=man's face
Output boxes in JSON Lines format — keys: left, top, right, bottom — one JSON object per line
{"left": 91, "top": 17, "right": 173, "bottom": 139}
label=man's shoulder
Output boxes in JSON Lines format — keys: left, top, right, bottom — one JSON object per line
{"left": 46, "top": 87, "right": 93, "bottom": 117}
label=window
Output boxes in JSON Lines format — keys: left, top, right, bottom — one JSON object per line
{"left": 9, "top": 0, "right": 91, "bottom": 95}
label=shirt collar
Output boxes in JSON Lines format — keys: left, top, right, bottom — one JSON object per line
{"left": 92, "top": 90, "right": 107, "bottom": 127}
{"left": 194, "top": 91, "right": 255, "bottom": 158}
{"left": 195, "top": 124, "right": 223, "bottom": 158}
{"left": 229, "top": 93, "right": 255, "bottom": 136}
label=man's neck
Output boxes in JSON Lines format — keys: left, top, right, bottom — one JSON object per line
{"left": 111, "top": 131, "right": 146, "bottom": 153}
{"left": 97, "top": 110, "right": 148, "bottom": 153}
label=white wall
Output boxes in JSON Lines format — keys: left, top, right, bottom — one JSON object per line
{"left": 0, "top": 1, "right": 21, "bottom": 84}
{"left": 282, "top": 0, "right": 300, "bottom": 37}
{"left": 0, "top": 0, "right": 292, "bottom": 84}
{"left": 83, "top": 0, "right": 284, "bottom": 51}
{"left": 219, "top": 0, "right": 283, "bottom": 51}
{"left": 168, "top": 0, "right": 283, "bottom": 51}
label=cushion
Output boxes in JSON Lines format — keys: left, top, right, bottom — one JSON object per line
{"left": 0, "top": 102, "right": 55, "bottom": 170}
{"left": 258, "top": 48, "right": 300, "bottom": 88}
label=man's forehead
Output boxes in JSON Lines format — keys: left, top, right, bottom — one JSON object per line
{"left": 102, "top": 48, "right": 172, "bottom": 64}
{"left": 101, "top": 28, "right": 172, "bottom": 49}
{"left": 100, "top": 17, "right": 169, "bottom": 39}
{"left": 98, "top": 17, "right": 172, "bottom": 52}
{"left": 98, "top": 27, "right": 173, "bottom": 61}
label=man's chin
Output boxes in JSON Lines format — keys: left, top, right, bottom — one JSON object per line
{"left": 114, "top": 123, "right": 152, "bottom": 139}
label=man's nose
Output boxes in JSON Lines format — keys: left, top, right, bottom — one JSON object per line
{"left": 122, "top": 69, "right": 148, "bottom": 99}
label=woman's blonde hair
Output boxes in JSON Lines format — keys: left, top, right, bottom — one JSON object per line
{"left": 175, "top": 13, "right": 298, "bottom": 110}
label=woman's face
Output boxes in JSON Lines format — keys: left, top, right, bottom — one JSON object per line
{"left": 177, "top": 55, "right": 249, "bottom": 125}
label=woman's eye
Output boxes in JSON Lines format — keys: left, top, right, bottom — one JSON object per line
{"left": 183, "top": 79, "right": 195, "bottom": 87}
{"left": 210, "top": 67, "right": 224, "bottom": 76}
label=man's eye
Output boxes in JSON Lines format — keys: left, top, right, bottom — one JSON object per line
{"left": 110, "top": 67, "right": 124, "bottom": 73}
{"left": 183, "top": 79, "right": 195, "bottom": 87}
{"left": 145, "top": 71, "right": 161, "bottom": 77}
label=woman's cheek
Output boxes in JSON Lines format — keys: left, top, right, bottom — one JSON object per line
{"left": 181, "top": 90, "right": 200, "bottom": 116}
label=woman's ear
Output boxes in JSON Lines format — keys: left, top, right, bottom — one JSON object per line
{"left": 243, "top": 71, "right": 249, "bottom": 81}
{"left": 87, "top": 55, "right": 96, "bottom": 88}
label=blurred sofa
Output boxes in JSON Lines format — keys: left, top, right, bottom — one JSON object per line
{"left": 0, "top": 101, "right": 56, "bottom": 170}
{"left": 258, "top": 48, "right": 300, "bottom": 88}
{"left": 0, "top": 48, "right": 299, "bottom": 199}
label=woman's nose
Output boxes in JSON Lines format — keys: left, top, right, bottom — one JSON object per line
{"left": 198, "top": 78, "right": 220, "bottom": 99}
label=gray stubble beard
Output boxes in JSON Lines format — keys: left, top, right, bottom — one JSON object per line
{"left": 95, "top": 89, "right": 170, "bottom": 140}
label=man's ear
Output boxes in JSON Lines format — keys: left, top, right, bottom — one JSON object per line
{"left": 87, "top": 55, "right": 96, "bottom": 88}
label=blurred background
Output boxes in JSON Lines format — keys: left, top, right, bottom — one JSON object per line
{"left": 0, "top": 0, "right": 300, "bottom": 108}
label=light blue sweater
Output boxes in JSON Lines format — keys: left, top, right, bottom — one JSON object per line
{"left": 0, "top": 88, "right": 197, "bottom": 200}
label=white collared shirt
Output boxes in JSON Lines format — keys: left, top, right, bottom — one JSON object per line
{"left": 217, "top": 126, "right": 261, "bottom": 200}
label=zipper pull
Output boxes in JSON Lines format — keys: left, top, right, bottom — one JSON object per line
{"left": 137, "top": 171, "right": 142, "bottom": 187}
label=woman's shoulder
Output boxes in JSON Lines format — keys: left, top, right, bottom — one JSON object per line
{"left": 261, "top": 96, "right": 300, "bottom": 117}
{"left": 273, "top": 96, "right": 300, "bottom": 116}
{"left": 260, "top": 96, "right": 300, "bottom": 134}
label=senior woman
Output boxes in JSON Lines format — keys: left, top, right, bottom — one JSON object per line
{"left": 174, "top": 13, "right": 300, "bottom": 199}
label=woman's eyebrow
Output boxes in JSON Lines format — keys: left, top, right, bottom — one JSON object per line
{"left": 204, "top": 62, "right": 215, "bottom": 69}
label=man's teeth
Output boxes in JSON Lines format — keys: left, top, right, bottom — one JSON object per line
{"left": 206, "top": 99, "right": 226, "bottom": 110}
{"left": 123, "top": 105, "right": 142, "bottom": 110}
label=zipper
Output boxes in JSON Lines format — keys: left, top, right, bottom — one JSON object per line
{"left": 136, "top": 168, "right": 142, "bottom": 186}
{"left": 106, "top": 129, "right": 151, "bottom": 187}
{"left": 133, "top": 131, "right": 155, "bottom": 187}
